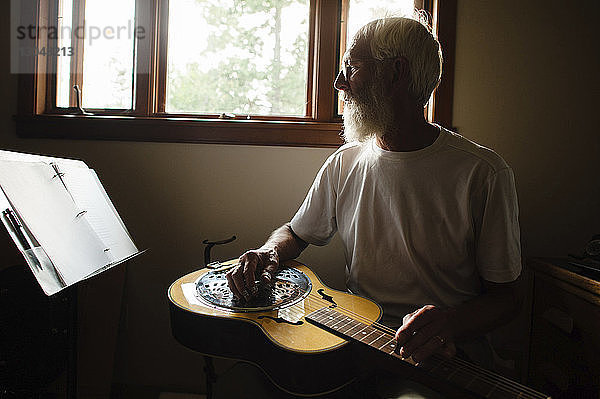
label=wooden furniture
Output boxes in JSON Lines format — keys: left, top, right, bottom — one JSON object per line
{"left": 528, "top": 258, "right": 600, "bottom": 398}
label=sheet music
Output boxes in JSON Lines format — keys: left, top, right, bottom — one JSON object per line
{"left": 0, "top": 200, "right": 66, "bottom": 295}
{"left": 0, "top": 160, "right": 111, "bottom": 286}
{"left": 0, "top": 150, "right": 141, "bottom": 295}
{"left": 61, "top": 166, "right": 138, "bottom": 263}
{"left": 0, "top": 149, "right": 88, "bottom": 169}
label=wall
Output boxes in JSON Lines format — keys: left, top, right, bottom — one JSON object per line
{"left": 1, "top": 0, "right": 598, "bottom": 394}
{"left": 452, "top": 0, "right": 600, "bottom": 256}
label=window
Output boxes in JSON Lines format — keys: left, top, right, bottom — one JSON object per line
{"left": 166, "top": 0, "right": 310, "bottom": 116}
{"left": 14, "top": 0, "right": 456, "bottom": 147}
{"left": 338, "top": 0, "right": 418, "bottom": 115}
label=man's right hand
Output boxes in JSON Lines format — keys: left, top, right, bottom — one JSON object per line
{"left": 226, "top": 248, "right": 279, "bottom": 302}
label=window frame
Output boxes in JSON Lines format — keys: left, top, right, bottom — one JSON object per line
{"left": 15, "top": 0, "right": 456, "bottom": 148}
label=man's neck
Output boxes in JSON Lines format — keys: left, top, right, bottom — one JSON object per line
{"left": 375, "top": 108, "right": 440, "bottom": 152}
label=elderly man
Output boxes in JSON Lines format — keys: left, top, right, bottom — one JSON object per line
{"left": 227, "top": 15, "right": 522, "bottom": 396}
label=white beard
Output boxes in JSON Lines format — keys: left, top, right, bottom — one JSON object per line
{"left": 341, "top": 85, "right": 394, "bottom": 143}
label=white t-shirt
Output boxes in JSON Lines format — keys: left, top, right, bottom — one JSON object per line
{"left": 291, "top": 127, "right": 522, "bottom": 324}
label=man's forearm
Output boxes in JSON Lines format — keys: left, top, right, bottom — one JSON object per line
{"left": 395, "top": 276, "right": 524, "bottom": 363}
{"left": 259, "top": 223, "right": 308, "bottom": 264}
{"left": 449, "top": 278, "right": 523, "bottom": 341}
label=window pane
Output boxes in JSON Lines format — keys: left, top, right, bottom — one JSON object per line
{"left": 166, "top": 0, "right": 310, "bottom": 116}
{"left": 344, "top": 0, "right": 415, "bottom": 46}
{"left": 56, "top": 0, "right": 73, "bottom": 108}
{"left": 81, "top": 0, "right": 136, "bottom": 109}
{"left": 338, "top": 0, "right": 416, "bottom": 114}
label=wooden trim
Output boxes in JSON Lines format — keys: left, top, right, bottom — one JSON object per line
{"left": 536, "top": 272, "right": 600, "bottom": 307}
{"left": 17, "top": 74, "right": 37, "bottom": 116}
{"left": 43, "top": 0, "right": 59, "bottom": 112}
{"left": 432, "top": 0, "right": 457, "bottom": 128}
{"left": 16, "top": 0, "right": 39, "bottom": 116}
{"left": 33, "top": 0, "right": 53, "bottom": 114}
{"left": 336, "top": 0, "right": 349, "bottom": 115}
{"left": 15, "top": 115, "right": 344, "bottom": 147}
{"left": 154, "top": 113, "right": 314, "bottom": 122}
{"left": 528, "top": 258, "right": 600, "bottom": 302}
{"left": 154, "top": 0, "right": 169, "bottom": 113}
{"left": 133, "top": 0, "right": 162, "bottom": 115}
{"left": 312, "top": 0, "right": 340, "bottom": 121}
{"left": 304, "top": 0, "right": 317, "bottom": 116}
{"left": 69, "top": 0, "right": 85, "bottom": 107}
{"left": 423, "top": 0, "right": 435, "bottom": 122}
{"left": 133, "top": 0, "right": 152, "bottom": 114}
{"left": 339, "top": 0, "right": 349, "bottom": 65}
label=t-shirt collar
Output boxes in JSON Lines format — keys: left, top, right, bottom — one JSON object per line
{"left": 369, "top": 125, "right": 446, "bottom": 160}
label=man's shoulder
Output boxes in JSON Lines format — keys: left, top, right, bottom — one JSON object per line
{"left": 333, "top": 141, "right": 363, "bottom": 156}
{"left": 441, "top": 128, "right": 510, "bottom": 173}
{"left": 324, "top": 141, "right": 366, "bottom": 166}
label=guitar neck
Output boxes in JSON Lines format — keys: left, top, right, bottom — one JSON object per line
{"left": 306, "top": 306, "right": 550, "bottom": 399}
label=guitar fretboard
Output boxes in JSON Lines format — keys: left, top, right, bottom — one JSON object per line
{"left": 306, "top": 306, "right": 550, "bottom": 399}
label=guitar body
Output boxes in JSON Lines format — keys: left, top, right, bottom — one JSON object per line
{"left": 168, "top": 260, "right": 382, "bottom": 396}
{"left": 169, "top": 260, "right": 550, "bottom": 399}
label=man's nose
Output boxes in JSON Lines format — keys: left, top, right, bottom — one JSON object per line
{"left": 334, "top": 70, "right": 349, "bottom": 91}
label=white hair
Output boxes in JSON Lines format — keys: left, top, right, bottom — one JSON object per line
{"left": 353, "top": 16, "right": 443, "bottom": 106}
{"left": 342, "top": 67, "right": 394, "bottom": 143}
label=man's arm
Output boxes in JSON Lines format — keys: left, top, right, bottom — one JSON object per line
{"left": 226, "top": 223, "right": 308, "bottom": 301}
{"left": 395, "top": 275, "right": 524, "bottom": 363}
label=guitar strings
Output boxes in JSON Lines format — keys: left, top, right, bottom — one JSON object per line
{"left": 427, "top": 353, "right": 547, "bottom": 399}
{"left": 302, "top": 293, "right": 546, "bottom": 399}
{"left": 215, "top": 270, "right": 545, "bottom": 399}
{"left": 301, "top": 295, "right": 544, "bottom": 399}
{"left": 299, "top": 292, "right": 547, "bottom": 399}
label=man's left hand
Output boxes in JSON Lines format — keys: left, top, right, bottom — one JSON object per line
{"left": 395, "top": 305, "right": 457, "bottom": 364}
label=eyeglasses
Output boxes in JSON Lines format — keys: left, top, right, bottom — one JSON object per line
{"left": 341, "top": 59, "right": 365, "bottom": 81}
{"left": 340, "top": 57, "right": 395, "bottom": 81}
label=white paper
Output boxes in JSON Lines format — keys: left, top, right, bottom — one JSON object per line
{"left": 0, "top": 185, "right": 67, "bottom": 295}
{"left": 25, "top": 247, "right": 65, "bottom": 296}
{"left": 0, "top": 151, "right": 141, "bottom": 295}
{"left": 61, "top": 167, "right": 138, "bottom": 262}
{"left": 182, "top": 283, "right": 203, "bottom": 306}
{"left": 0, "top": 149, "right": 88, "bottom": 169}
{"left": 0, "top": 160, "right": 111, "bottom": 286}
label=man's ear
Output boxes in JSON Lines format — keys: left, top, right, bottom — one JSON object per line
{"left": 392, "top": 56, "right": 410, "bottom": 87}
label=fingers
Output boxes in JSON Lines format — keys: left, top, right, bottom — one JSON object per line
{"left": 226, "top": 263, "right": 250, "bottom": 301}
{"left": 242, "top": 254, "right": 259, "bottom": 296}
{"left": 225, "top": 269, "right": 242, "bottom": 300}
{"left": 225, "top": 249, "right": 279, "bottom": 301}
{"left": 398, "top": 321, "right": 441, "bottom": 359}
{"left": 226, "top": 252, "right": 258, "bottom": 301}
{"left": 394, "top": 305, "right": 455, "bottom": 363}
{"left": 410, "top": 335, "right": 446, "bottom": 363}
{"left": 396, "top": 305, "right": 438, "bottom": 345}
{"left": 261, "top": 262, "right": 278, "bottom": 284}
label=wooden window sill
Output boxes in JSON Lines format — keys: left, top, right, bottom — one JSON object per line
{"left": 14, "top": 114, "right": 345, "bottom": 148}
